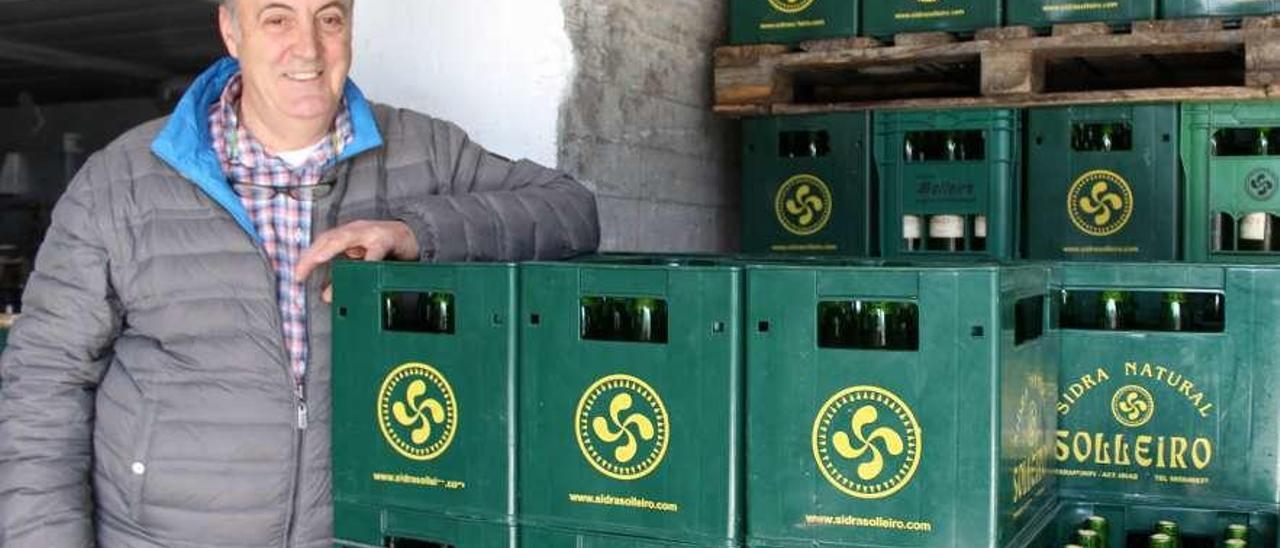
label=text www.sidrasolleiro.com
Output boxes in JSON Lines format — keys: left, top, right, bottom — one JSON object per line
{"left": 568, "top": 493, "right": 679, "bottom": 513}
{"left": 805, "top": 514, "right": 933, "bottom": 532}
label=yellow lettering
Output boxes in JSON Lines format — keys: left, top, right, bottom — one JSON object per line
{"left": 1170, "top": 437, "right": 1189, "bottom": 469}
{"left": 1081, "top": 375, "right": 1097, "bottom": 390}
{"left": 1112, "top": 435, "right": 1131, "bottom": 465}
{"left": 1179, "top": 379, "right": 1195, "bottom": 398}
{"left": 1199, "top": 403, "right": 1214, "bottom": 418}
{"left": 1072, "top": 432, "right": 1093, "bottom": 463}
{"left": 1069, "top": 382, "right": 1086, "bottom": 399}
{"left": 1135, "top": 435, "right": 1153, "bottom": 467}
{"left": 1056, "top": 431, "right": 1070, "bottom": 462}
{"left": 1156, "top": 436, "right": 1166, "bottom": 468}
{"left": 1058, "top": 402, "right": 1070, "bottom": 416}
{"left": 1166, "top": 371, "right": 1182, "bottom": 388}
{"left": 1124, "top": 362, "right": 1138, "bottom": 375}
{"left": 1155, "top": 365, "right": 1170, "bottom": 383}
{"left": 1140, "top": 363, "right": 1155, "bottom": 378}
{"left": 1097, "top": 368, "right": 1110, "bottom": 382}
{"left": 1192, "top": 438, "right": 1212, "bottom": 469}
{"left": 1094, "top": 433, "right": 1112, "bottom": 465}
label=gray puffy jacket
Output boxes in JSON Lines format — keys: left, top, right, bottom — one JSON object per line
{"left": 0, "top": 58, "right": 598, "bottom": 547}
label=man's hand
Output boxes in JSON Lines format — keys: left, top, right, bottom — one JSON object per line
{"left": 295, "top": 220, "right": 420, "bottom": 302}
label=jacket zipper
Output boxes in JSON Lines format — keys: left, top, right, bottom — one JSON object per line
{"left": 249, "top": 242, "right": 304, "bottom": 548}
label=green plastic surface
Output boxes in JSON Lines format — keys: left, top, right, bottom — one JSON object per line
{"left": 730, "top": 0, "right": 859, "bottom": 45}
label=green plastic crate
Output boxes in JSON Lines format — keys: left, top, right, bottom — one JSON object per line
{"left": 863, "top": 0, "right": 1001, "bottom": 38}
{"left": 1046, "top": 498, "right": 1278, "bottom": 548}
{"left": 729, "top": 0, "right": 859, "bottom": 45}
{"left": 518, "top": 259, "right": 743, "bottom": 546}
{"left": 1182, "top": 102, "right": 1280, "bottom": 263}
{"left": 1162, "top": 0, "right": 1280, "bottom": 18}
{"left": 875, "top": 108, "right": 1021, "bottom": 260}
{"left": 745, "top": 262, "right": 1058, "bottom": 547}
{"left": 1027, "top": 104, "right": 1182, "bottom": 262}
{"left": 1052, "top": 263, "right": 1280, "bottom": 506}
{"left": 331, "top": 261, "right": 519, "bottom": 547}
{"left": 1007, "top": 0, "right": 1155, "bottom": 28}
{"left": 742, "top": 113, "right": 877, "bottom": 256}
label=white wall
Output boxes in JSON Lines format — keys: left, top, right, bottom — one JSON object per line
{"left": 350, "top": 0, "right": 574, "bottom": 167}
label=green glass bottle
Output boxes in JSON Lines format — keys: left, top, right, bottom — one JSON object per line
{"left": 1098, "top": 290, "right": 1133, "bottom": 331}
{"left": 1077, "top": 528, "right": 1102, "bottom": 548}
{"left": 1226, "top": 523, "right": 1248, "bottom": 541}
{"left": 818, "top": 301, "right": 855, "bottom": 348}
{"left": 1101, "top": 124, "right": 1115, "bottom": 152}
{"left": 632, "top": 297, "right": 658, "bottom": 343}
{"left": 1162, "top": 291, "right": 1186, "bottom": 332}
{"left": 1148, "top": 532, "right": 1173, "bottom": 548}
{"left": 904, "top": 134, "right": 916, "bottom": 162}
{"left": 580, "top": 296, "right": 605, "bottom": 338}
{"left": 429, "top": 292, "right": 452, "bottom": 333}
{"left": 1224, "top": 539, "right": 1247, "bottom": 548}
{"left": 1058, "top": 289, "right": 1077, "bottom": 329}
{"left": 862, "top": 301, "right": 892, "bottom": 349}
{"left": 945, "top": 132, "right": 959, "bottom": 161}
{"left": 606, "top": 297, "right": 631, "bottom": 341}
{"left": 1257, "top": 128, "right": 1270, "bottom": 156}
{"left": 889, "top": 302, "right": 918, "bottom": 350}
{"left": 1154, "top": 520, "right": 1180, "bottom": 548}
{"left": 1084, "top": 515, "right": 1109, "bottom": 548}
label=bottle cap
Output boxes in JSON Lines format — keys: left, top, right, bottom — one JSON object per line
{"left": 929, "top": 215, "right": 965, "bottom": 239}
{"left": 1241, "top": 212, "right": 1269, "bottom": 241}
{"left": 903, "top": 215, "right": 922, "bottom": 239}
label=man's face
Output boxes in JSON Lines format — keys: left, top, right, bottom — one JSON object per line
{"left": 220, "top": 0, "right": 353, "bottom": 125}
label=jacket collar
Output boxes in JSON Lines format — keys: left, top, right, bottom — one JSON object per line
{"left": 150, "top": 56, "right": 384, "bottom": 241}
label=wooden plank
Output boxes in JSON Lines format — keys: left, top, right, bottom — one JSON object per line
{"left": 894, "top": 31, "right": 958, "bottom": 47}
{"left": 1052, "top": 22, "right": 1114, "bottom": 37}
{"left": 799, "top": 36, "right": 882, "bottom": 52}
{"left": 765, "top": 86, "right": 1272, "bottom": 115}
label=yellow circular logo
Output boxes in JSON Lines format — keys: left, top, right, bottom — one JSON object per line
{"left": 575, "top": 374, "right": 670, "bottom": 481}
{"left": 768, "top": 0, "right": 816, "bottom": 14}
{"left": 1111, "top": 384, "right": 1156, "bottom": 428}
{"left": 775, "top": 174, "right": 833, "bottom": 237}
{"left": 812, "top": 386, "right": 922, "bottom": 499}
{"left": 377, "top": 363, "right": 458, "bottom": 461}
{"left": 1068, "top": 170, "right": 1134, "bottom": 237}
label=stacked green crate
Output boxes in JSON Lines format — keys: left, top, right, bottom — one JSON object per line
{"left": 746, "top": 262, "right": 1058, "bottom": 547}
{"left": 729, "top": 0, "right": 859, "bottom": 45}
{"left": 742, "top": 113, "right": 877, "bottom": 256}
{"left": 1026, "top": 104, "right": 1182, "bottom": 262}
{"left": 1046, "top": 500, "right": 1278, "bottom": 547}
{"left": 1052, "top": 263, "right": 1280, "bottom": 507}
{"left": 1163, "top": 0, "right": 1280, "bottom": 18}
{"left": 518, "top": 259, "right": 743, "bottom": 547}
{"left": 1182, "top": 102, "right": 1280, "bottom": 263}
{"left": 876, "top": 108, "right": 1021, "bottom": 260}
{"left": 1008, "top": 0, "right": 1155, "bottom": 28}
{"left": 331, "top": 261, "right": 519, "bottom": 547}
{"left": 863, "top": 0, "right": 1000, "bottom": 38}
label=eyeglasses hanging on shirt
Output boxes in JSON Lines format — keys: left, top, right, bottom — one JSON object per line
{"left": 231, "top": 173, "right": 338, "bottom": 201}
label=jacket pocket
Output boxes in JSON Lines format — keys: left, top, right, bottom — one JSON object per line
{"left": 125, "top": 398, "right": 158, "bottom": 523}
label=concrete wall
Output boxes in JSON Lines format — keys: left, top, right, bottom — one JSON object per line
{"left": 352, "top": 0, "right": 737, "bottom": 253}
{"left": 558, "top": 1, "right": 737, "bottom": 253}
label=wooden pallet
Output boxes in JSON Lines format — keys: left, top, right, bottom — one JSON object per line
{"left": 715, "top": 16, "right": 1280, "bottom": 115}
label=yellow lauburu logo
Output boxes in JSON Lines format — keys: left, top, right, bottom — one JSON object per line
{"left": 775, "top": 174, "right": 833, "bottom": 236}
{"left": 813, "top": 386, "right": 921, "bottom": 499}
{"left": 1068, "top": 170, "right": 1134, "bottom": 237}
{"left": 575, "top": 374, "right": 669, "bottom": 481}
{"left": 377, "top": 363, "right": 458, "bottom": 461}
{"left": 1111, "top": 384, "right": 1156, "bottom": 428}
{"left": 768, "top": 0, "right": 816, "bottom": 14}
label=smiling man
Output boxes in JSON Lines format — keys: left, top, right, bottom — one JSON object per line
{"left": 0, "top": 0, "right": 598, "bottom": 546}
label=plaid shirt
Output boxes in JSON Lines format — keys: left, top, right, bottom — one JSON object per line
{"left": 209, "top": 75, "right": 352, "bottom": 392}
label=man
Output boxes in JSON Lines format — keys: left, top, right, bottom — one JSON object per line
{"left": 0, "top": 0, "right": 598, "bottom": 546}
